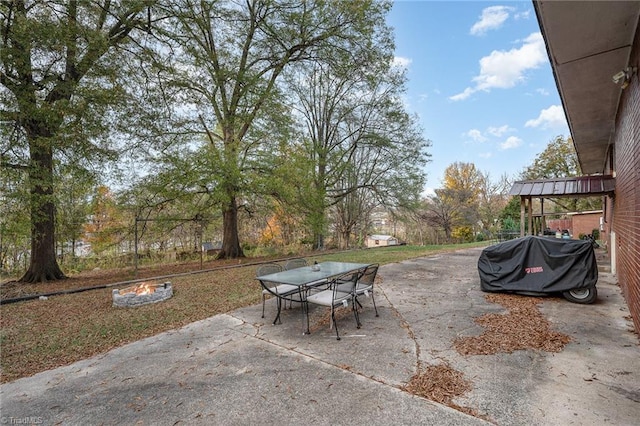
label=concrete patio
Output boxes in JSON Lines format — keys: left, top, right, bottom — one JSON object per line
{"left": 1, "top": 247, "right": 638, "bottom": 425}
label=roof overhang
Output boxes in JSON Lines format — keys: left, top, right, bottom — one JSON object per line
{"left": 509, "top": 175, "right": 615, "bottom": 198}
{"left": 533, "top": 1, "right": 640, "bottom": 174}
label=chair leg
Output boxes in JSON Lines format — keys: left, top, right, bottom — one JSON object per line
{"left": 371, "top": 292, "right": 379, "bottom": 317}
{"left": 331, "top": 306, "right": 340, "bottom": 340}
{"left": 262, "top": 294, "right": 266, "bottom": 318}
{"left": 352, "top": 298, "right": 361, "bottom": 329}
{"left": 355, "top": 298, "right": 363, "bottom": 309}
{"left": 304, "top": 301, "right": 311, "bottom": 335}
{"left": 273, "top": 296, "right": 283, "bottom": 325}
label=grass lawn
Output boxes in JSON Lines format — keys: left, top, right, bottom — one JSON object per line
{"left": 0, "top": 242, "right": 489, "bottom": 383}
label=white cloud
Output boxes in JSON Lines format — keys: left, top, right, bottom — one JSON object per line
{"left": 487, "top": 125, "right": 513, "bottom": 137}
{"left": 470, "top": 6, "right": 514, "bottom": 36}
{"left": 450, "top": 32, "right": 547, "bottom": 101}
{"left": 525, "top": 105, "right": 567, "bottom": 129}
{"left": 449, "top": 87, "right": 475, "bottom": 101}
{"left": 474, "top": 33, "right": 547, "bottom": 90}
{"left": 465, "top": 129, "right": 488, "bottom": 143}
{"left": 479, "top": 152, "right": 493, "bottom": 159}
{"left": 536, "top": 88, "right": 550, "bottom": 96}
{"left": 393, "top": 56, "right": 412, "bottom": 69}
{"left": 500, "top": 136, "right": 523, "bottom": 150}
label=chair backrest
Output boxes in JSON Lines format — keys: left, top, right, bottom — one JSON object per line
{"left": 284, "top": 258, "right": 308, "bottom": 270}
{"left": 332, "top": 270, "right": 360, "bottom": 297}
{"left": 359, "top": 264, "right": 379, "bottom": 286}
{"left": 257, "top": 263, "right": 283, "bottom": 291}
{"left": 257, "top": 263, "right": 283, "bottom": 277}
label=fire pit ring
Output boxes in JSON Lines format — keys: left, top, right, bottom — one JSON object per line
{"left": 112, "top": 281, "right": 173, "bottom": 308}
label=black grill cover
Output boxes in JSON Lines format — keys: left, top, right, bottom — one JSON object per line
{"left": 478, "top": 236, "right": 598, "bottom": 294}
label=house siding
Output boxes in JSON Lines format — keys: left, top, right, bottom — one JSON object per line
{"left": 612, "top": 21, "right": 640, "bottom": 335}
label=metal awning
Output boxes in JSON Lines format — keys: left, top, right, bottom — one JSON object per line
{"left": 509, "top": 175, "right": 615, "bottom": 198}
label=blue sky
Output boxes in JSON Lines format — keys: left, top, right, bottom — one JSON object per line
{"left": 386, "top": 1, "right": 570, "bottom": 194}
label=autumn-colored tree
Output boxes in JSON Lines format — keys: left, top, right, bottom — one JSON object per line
{"left": 442, "top": 162, "right": 485, "bottom": 228}
{"left": 83, "top": 186, "right": 126, "bottom": 255}
{"left": 426, "top": 163, "right": 510, "bottom": 241}
{"left": 259, "top": 215, "right": 283, "bottom": 247}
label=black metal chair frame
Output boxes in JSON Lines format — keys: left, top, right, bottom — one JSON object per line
{"left": 257, "top": 264, "right": 305, "bottom": 325}
{"left": 304, "top": 270, "right": 363, "bottom": 340}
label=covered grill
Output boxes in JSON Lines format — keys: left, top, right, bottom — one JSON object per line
{"left": 478, "top": 236, "right": 598, "bottom": 304}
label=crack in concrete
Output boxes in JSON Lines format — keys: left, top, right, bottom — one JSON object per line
{"left": 376, "top": 284, "right": 423, "bottom": 371}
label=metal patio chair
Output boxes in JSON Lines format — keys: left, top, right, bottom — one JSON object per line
{"left": 305, "top": 270, "right": 362, "bottom": 340}
{"left": 257, "top": 263, "right": 303, "bottom": 324}
{"left": 284, "top": 258, "right": 308, "bottom": 270}
{"left": 336, "top": 263, "right": 379, "bottom": 317}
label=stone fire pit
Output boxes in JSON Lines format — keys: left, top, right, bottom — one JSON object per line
{"left": 112, "top": 281, "right": 173, "bottom": 308}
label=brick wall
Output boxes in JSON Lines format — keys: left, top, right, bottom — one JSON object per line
{"left": 571, "top": 213, "right": 601, "bottom": 239}
{"left": 612, "top": 22, "right": 640, "bottom": 335}
{"left": 546, "top": 218, "right": 572, "bottom": 235}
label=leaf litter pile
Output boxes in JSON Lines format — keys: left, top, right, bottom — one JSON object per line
{"left": 454, "top": 293, "right": 571, "bottom": 355}
{"left": 403, "top": 363, "right": 480, "bottom": 417}
{"left": 404, "top": 293, "right": 571, "bottom": 420}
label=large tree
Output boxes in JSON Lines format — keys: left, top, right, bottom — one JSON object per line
{"left": 1, "top": 1, "right": 154, "bottom": 282}
{"left": 441, "top": 162, "right": 484, "bottom": 229}
{"left": 286, "top": 52, "right": 429, "bottom": 249}
{"left": 521, "top": 135, "right": 601, "bottom": 212}
{"left": 521, "top": 135, "right": 580, "bottom": 180}
{"left": 153, "top": 0, "right": 392, "bottom": 258}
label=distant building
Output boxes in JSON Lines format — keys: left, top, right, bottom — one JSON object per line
{"left": 366, "top": 235, "right": 398, "bottom": 248}
{"left": 568, "top": 211, "right": 603, "bottom": 239}
{"left": 201, "top": 241, "right": 222, "bottom": 255}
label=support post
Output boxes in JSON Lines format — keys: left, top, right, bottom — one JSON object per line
{"left": 134, "top": 217, "right": 139, "bottom": 278}
{"left": 520, "top": 197, "right": 526, "bottom": 237}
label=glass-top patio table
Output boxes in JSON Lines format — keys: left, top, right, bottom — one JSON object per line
{"left": 256, "top": 261, "right": 371, "bottom": 330}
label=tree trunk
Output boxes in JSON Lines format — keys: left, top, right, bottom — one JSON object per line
{"left": 216, "top": 197, "right": 244, "bottom": 259}
{"left": 20, "top": 139, "right": 66, "bottom": 282}
{"left": 313, "top": 232, "right": 324, "bottom": 251}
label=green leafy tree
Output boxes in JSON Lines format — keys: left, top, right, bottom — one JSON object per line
{"left": 521, "top": 135, "right": 580, "bottom": 180}
{"left": 1, "top": 1, "right": 154, "bottom": 282}
{"left": 152, "top": 0, "right": 395, "bottom": 258}
{"left": 500, "top": 196, "right": 522, "bottom": 224}
{"left": 521, "top": 135, "right": 601, "bottom": 212}
{"left": 477, "top": 172, "right": 511, "bottom": 234}
{"left": 0, "top": 162, "right": 30, "bottom": 274}
{"left": 55, "top": 165, "right": 95, "bottom": 262}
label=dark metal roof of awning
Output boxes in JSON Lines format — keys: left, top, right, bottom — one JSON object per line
{"left": 509, "top": 175, "right": 615, "bottom": 197}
